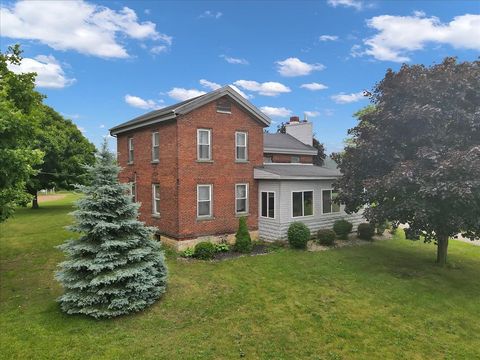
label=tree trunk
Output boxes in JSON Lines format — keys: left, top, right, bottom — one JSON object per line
{"left": 32, "top": 193, "right": 39, "bottom": 209}
{"left": 436, "top": 234, "right": 449, "bottom": 266}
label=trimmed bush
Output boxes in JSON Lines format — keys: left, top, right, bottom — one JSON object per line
{"left": 333, "top": 219, "right": 353, "bottom": 240}
{"left": 234, "top": 216, "right": 253, "bottom": 253}
{"left": 317, "top": 229, "right": 336, "bottom": 246}
{"left": 194, "top": 241, "right": 216, "bottom": 260}
{"left": 357, "top": 223, "right": 375, "bottom": 240}
{"left": 287, "top": 222, "right": 311, "bottom": 249}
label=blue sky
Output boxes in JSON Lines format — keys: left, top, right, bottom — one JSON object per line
{"left": 1, "top": 0, "right": 479, "bottom": 153}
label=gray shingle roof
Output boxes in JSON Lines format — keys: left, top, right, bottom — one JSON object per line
{"left": 254, "top": 164, "right": 341, "bottom": 180}
{"left": 263, "top": 133, "right": 317, "bottom": 155}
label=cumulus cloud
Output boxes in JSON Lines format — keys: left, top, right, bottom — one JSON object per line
{"left": 360, "top": 13, "right": 480, "bottom": 62}
{"left": 233, "top": 80, "right": 291, "bottom": 96}
{"left": 150, "top": 45, "right": 168, "bottom": 54}
{"left": 327, "top": 0, "right": 363, "bottom": 10}
{"left": 300, "top": 82, "right": 328, "bottom": 91}
{"left": 199, "top": 79, "right": 222, "bottom": 90}
{"left": 199, "top": 10, "right": 222, "bottom": 19}
{"left": 8, "top": 55, "right": 75, "bottom": 88}
{"left": 276, "top": 57, "right": 325, "bottom": 77}
{"left": 167, "top": 88, "right": 206, "bottom": 101}
{"left": 260, "top": 106, "right": 292, "bottom": 118}
{"left": 220, "top": 54, "right": 249, "bottom": 65}
{"left": 331, "top": 91, "right": 365, "bottom": 104}
{"left": 124, "top": 94, "right": 162, "bottom": 109}
{"left": 319, "top": 35, "right": 338, "bottom": 41}
{"left": 0, "top": 0, "right": 171, "bottom": 58}
{"left": 304, "top": 111, "right": 319, "bottom": 117}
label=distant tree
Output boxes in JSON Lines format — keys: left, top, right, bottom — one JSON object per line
{"left": 0, "top": 45, "right": 44, "bottom": 221}
{"left": 27, "top": 105, "right": 95, "bottom": 208}
{"left": 333, "top": 57, "right": 480, "bottom": 266}
{"left": 56, "top": 140, "right": 167, "bottom": 318}
{"left": 277, "top": 121, "right": 326, "bottom": 166}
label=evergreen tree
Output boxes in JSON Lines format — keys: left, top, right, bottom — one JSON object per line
{"left": 55, "top": 140, "right": 167, "bottom": 318}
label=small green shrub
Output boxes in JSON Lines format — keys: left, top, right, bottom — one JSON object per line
{"left": 180, "top": 247, "right": 195, "bottom": 258}
{"left": 234, "top": 216, "right": 252, "bottom": 253}
{"left": 376, "top": 221, "right": 389, "bottom": 236}
{"left": 357, "top": 223, "right": 375, "bottom": 240}
{"left": 333, "top": 219, "right": 353, "bottom": 240}
{"left": 317, "top": 229, "right": 336, "bottom": 246}
{"left": 287, "top": 222, "right": 311, "bottom": 249}
{"left": 214, "top": 243, "right": 230, "bottom": 252}
{"left": 194, "top": 241, "right": 216, "bottom": 260}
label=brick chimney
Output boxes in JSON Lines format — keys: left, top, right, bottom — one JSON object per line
{"left": 286, "top": 115, "right": 313, "bottom": 146}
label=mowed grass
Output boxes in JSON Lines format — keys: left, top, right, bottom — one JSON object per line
{"left": 1, "top": 194, "right": 479, "bottom": 360}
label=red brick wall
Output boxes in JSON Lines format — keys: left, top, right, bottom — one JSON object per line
{"left": 176, "top": 100, "right": 264, "bottom": 238}
{"left": 264, "top": 153, "right": 313, "bottom": 164}
{"left": 116, "top": 120, "right": 179, "bottom": 237}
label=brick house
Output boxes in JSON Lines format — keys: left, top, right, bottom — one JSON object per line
{"left": 110, "top": 86, "right": 363, "bottom": 249}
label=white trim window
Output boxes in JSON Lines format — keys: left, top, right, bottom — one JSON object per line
{"left": 197, "top": 129, "right": 211, "bottom": 161}
{"left": 322, "top": 189, "right": 340, "bottom": 214}
{"left": 129, "top": 181, "right": 136, "bottom": 202}
{"left": 292, "top": 190, "right": 314, "bottom": 217}
{"left": 127, "top": 137, "right": 134, "bottom": 163}
{"left": 197, "top": 184, "right": 212, "bottom": 218}
{"left": 152, "top": 184, "right": 160, "bottom": 215}
{"left": 235, "top": 183, "right": 248, "bottom": 214}
{"left": 152, "top": 131, "right": 159, "bottom": 162}
{"left": 261, "top": 191, "right": 275, "bottom": 219}
{"left": 235, "top": 131, "right": 248, "bottom": 161}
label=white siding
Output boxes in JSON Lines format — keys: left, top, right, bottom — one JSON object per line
{"left": 258, "top": 179, "right": 364, "bottom": 241}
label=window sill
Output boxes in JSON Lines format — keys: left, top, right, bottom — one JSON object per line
{"left": 196, "top": 216, "right": 214, "bottom": 222}
{"left": 216, "top": 110, "right": 231, "bottom": 114}
{"left": 127, "top": 162, "right": 134, "bottom": 165}
{"left": 196, "top": 160, "right": 214, "bottom": 163}
{"left": 151, "top": 160, "right": 160, "bottom": 164}
{"left": 152, "top": 214, "right": 160, "bottom": 218}
{"left": 235, "top": 160, "right": 249, "bottom": 163}
{"left": 235, "top": 212, "right": 249, "bottom": 217}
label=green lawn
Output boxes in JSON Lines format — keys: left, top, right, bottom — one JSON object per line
{"left": 1, "top": 194, "right": 479, "bottom": 360}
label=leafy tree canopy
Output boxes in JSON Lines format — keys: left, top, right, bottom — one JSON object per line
{"left": 333, "top": 57, "right": 480, "bottom": 265}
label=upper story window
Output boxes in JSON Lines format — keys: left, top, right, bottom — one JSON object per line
{"left": 152, "top": 184, "right": 160, "bottom": 216}
{"left": 152, "top": 131, "right": 159, "bottom": 162}
{"left": 197, "top": 184, "right": 212, "bottom": 218}
{"left": 216, "top": 98, "right": 231, "bottom": 113}
{"left": 197, "top": 129, "right": 211, "bottom": 161}
{"left": 236, "top": 131, "right": 248, "bottom": 161}
{"left": 322, "top": 190, "right": 340, "bottom": 214}
{"left": 127, "top": 137, "right": 134, "bottom": 164}
{"left": 261, "top": 191, "right": 275, "bottom": 219}
{"left": 292, "top": 190, "right": 313, "bottom": 218}
{"left": 235, "top": 183, "right": 248, "bottom": 214}
{"left": 291, "top": 156, "right": 300, "bottom": 163}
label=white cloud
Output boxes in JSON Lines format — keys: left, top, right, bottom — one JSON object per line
{"left": 124, "top": 94, "right": 162, "bottom": 109}
{"left": 304, "top": 111, "right": 319, "bottom": 117}
{"left": 327, "top": 0, "right": 363, "bottom": 10}
{"left": 361, "top": 13, "right": 480, "bottom": 62}
{"left": 220, "top": 55, "right": 249, "bottom": 65}
{"left": 77, "top": 125, "right": 86, "bottom": 133}
{"left": 199, "top": 10, "right": 222, "bottom": 19}
{"left": 229, "top": 85, "right": 250, "bottom": 99}
{"left": 331, "top": 91, "right": 365, "bottom": 104}
{"left": 300, "top": 82, "right": 328, "bottom": 91}
{"left": 167, "top": 88, "right": 206, "bottom": 101}
{"left": 276, "top": 57, "right": 325, "bottom": 77}
{"left": 8, "top": 55, "right": 75, "bottom": 88}
{"left": 0, "top": 0, "right": 171, "bottom": 58}
{"left": 99, "top": 124, "right": 105, "bottom": 128}
{"left": 319, "top": 35, "right": 339, "bottom": 41}
{"left": 199, "top": 79, "right": 222, "bottom": 90}
{"left": 260, "top": 106, "right": 292, "bottom": 118}
{"left": 233, "top": 80, "right": 291, "bottom": 96}
{"left": 150, "top": 45, "right": 168, "bottom": 54}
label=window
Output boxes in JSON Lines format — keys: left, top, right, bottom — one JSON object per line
{"left": 261, "top": 191, "right": 275, "bottom": 219}
{"left": 263, "top": 156, "right": 273, "bottom": 163}
{"left": 292, "top": 191, "right": 313, "bottom": 217}
{"left": 236, "top": 131, "right": 248, "bottom": 161}
{"left": 128, "top": 137, "right": 134, "bottom": 163}
{"left": 197, "top": 184, "right": 212, "bottom": 217}
{"left": 235, "top": 184, "right": 248, "bottom": 214}
{"left": 129, "top": 181, "right": 136, "bottom": 202}
{"left": 216, "top": 98, "right": 231, "bottom": 113}
{"left": 197, "top": 129, "right": 211, "bottom": 161}
{"left": 152, "top": 184, "right": 160, "bottom": 215}
{"left": 322, "top": 190, "right": 340, "bottom": 214}
{"left": 152, "top": 131, "right": 159, "bottom": 162}
{"left": 291, "top": 156, "right": 300, "bottom": 163}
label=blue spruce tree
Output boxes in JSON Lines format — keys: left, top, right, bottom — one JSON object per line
{"left": 55, "top": 140, "right": 167, "bottom": 318}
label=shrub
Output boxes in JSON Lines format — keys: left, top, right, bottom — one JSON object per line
{"left": 317, "top": 229, "right": 336, "bottom": 246}
{"left": 333, "top": 219, "right": 353, "bottom": 240}
{"left": 404, "top": 227, "right": 421, "bottom": 241}
{"left": 194, "top": 241, "right": 216, "bottom": 260}
{"left": 376, "top": 221, "right": 388, "bottom": 236}
{"left": 287, "top": 222, "right": 311, "bottom": 249}
{"left": 180, "top": 247, "right": 195, "bottom": 258}
{"left": 357, "top": 223, "right": 375, "bottom": 240}
{"left": 214, "top": 243, "right": 230, "bottom": 252}
{"left": 234, "top": 216, "right": 252, "bottom": 253}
